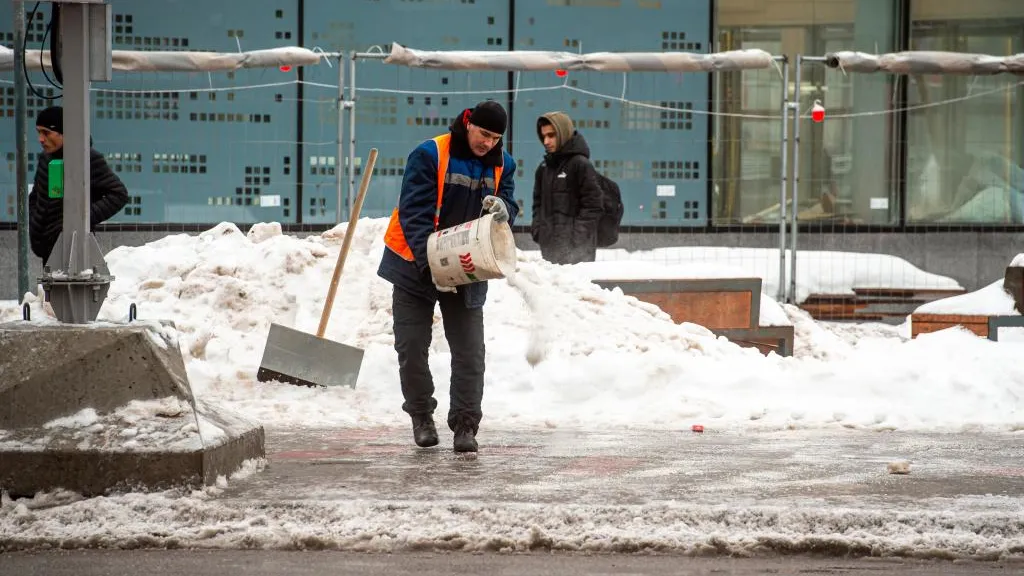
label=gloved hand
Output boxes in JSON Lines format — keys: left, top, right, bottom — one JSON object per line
{"left": 422, "top": 267, "right": 456, "bottom": 294}
{"left": 432, "top": 274, "right": 457, "bottom": 293}
{"left": 482, "top": 195, "right": 509, "bottom": 223}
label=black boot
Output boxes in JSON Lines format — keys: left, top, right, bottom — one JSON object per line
{"left": 411, "top": 414, "right": 438, "bottom": 448}
{"left": 452, "top": 419, "right": 478, "bottom": 453}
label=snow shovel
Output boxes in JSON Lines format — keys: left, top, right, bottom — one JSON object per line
{"left": 256, "top": 148, "right": 379, "bottom": 388}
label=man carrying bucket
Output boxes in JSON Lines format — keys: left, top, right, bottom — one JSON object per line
{"left": 377, "top": 100, "right": 518, "bottom": 453}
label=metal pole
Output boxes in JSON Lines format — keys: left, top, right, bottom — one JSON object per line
{"left": 61, "top": 2, "right": 91, "bottom": 275}
{"left": 347, "top": 50, "right": 357, "bottom": 214}
{"left": 788, "top": 55, "right": 802, "bottom": 304}
{"left": 777, "top": 57, "right": 789, "bottom": 304}
{"left": 13, "top": 0, "right": 29, "bottom": 299}
{"left": 336, "top": 53, "right": 345, "bottom": 223}
{"left": 41, "top": 1, "right": 113, "bottom": 324}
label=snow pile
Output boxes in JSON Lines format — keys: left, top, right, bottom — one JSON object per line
{"left": 0, "top": 397, "right": 241, "bottom": 452}
{"left": 570, "top": 260, "right": 792, "bottom": 326}
{"left": 597, "top": 246, "right": 963, "bottom": 303}
{"left": 1, "top": 488, "right": 1022, "bottom": 559}
{"left": 0, "top": 220, "right": 1022, "bottom": 433}
{"left": 915, "top": 279, "right": 1019, "bottom": 316}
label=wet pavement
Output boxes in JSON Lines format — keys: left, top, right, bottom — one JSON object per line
{"left": 2, "top": 426, "right": 1023, "bottom": 567}
{"left": 1, "top": 549, "right": 1021, "bottom": 575}
{"left": 237, "top": 425, "right": 1024, "bottom": 507}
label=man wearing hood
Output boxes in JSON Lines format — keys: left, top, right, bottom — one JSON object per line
{"left": 29, "top": 106, "right": 129, "bottom": 265}
{"left": 531, "top": 112, "right": 604, "bottom": 265}
{"left": 378, "top": 100, "right": 518, "bottom": 453}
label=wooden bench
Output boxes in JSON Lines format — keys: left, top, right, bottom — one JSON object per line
{"left": 590, "top": 277, "right": 794, "bottom": 357}
{"left": 712, "top": 326, "right": 795, "bottom": 356}
{"left": 910, "top": 265, "right": 1024, "bottom": 340}
{"left": 911, "top": 313, "right": 1024, "bottom": 340}
{"left": 911, "top": 313, "right": 990, "bottom": 338}
{"left": 801, "top": 287, "right": 968, "bottom": 322}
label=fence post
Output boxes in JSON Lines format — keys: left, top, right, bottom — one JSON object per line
{"left": 787, "top": 54, "right": 803, "bottom": 304}
{"left": 347, "top": 50, "right": 358, "bottom": 214}
{"left": 336, "top": 53, "right": 346, "bottom": 223}
{"left": 13, "top": 0, "right": 29, "bottom": 300}
{"left": 777, "top": 56, "right": 790, "bottom": 304}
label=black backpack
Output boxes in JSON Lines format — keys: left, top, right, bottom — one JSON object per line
{"left": 594, "top": 172, "right": 624, "bottom": 247}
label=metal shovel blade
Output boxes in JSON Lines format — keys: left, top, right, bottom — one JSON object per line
{"left": 256, "top": 323, "right": 363, "bottom": 388}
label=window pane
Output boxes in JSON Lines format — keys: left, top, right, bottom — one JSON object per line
{"left": 712, "top": 28, "right": 784, "bottom": 224}
{"left": 715, "top": 0, "right": 899, "bottom": 225}
{"left": 907, "top": 4, "right": 1024, "bottom": 224}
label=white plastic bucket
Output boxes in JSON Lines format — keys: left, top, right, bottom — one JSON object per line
{"left": 427, "top": 212, "right": 517, "bottom": 288}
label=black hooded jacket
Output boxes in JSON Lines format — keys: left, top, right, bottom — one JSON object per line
{"left": 531, "top": 131, "right": 603, "bottom": 264}
{"left": 29, "top": 145, "right": 129, "bottom": 263}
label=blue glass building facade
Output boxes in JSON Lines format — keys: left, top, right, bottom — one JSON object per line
{"left": 2, "top": 0, "right": 1023, "bottom": 227}
{"left": 0, "top": 0, "right": 712, "bottom": 227}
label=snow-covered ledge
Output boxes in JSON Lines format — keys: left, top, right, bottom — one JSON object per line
{"left": 915, "top": 254, "right": 1024, "bottom": 317}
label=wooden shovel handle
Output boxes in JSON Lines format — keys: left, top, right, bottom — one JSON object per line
{"left": 317, "top": 148, "right": 378, "bottom": 338}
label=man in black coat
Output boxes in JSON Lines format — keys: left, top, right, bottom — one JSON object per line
{"left": 29, "top": 106, "right": 129, "bottom": 265}
{"left": 531, "top": 111, "right": 604, "bottom": 264}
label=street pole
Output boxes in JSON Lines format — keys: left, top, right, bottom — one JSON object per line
{"left": 13, "top": 0, "right": 30, "bottom": 299}
{"left": 39, "top": 0, "right": 114, "bottom": 324}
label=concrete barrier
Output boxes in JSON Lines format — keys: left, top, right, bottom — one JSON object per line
{"left": 0, "top": 321, "right": 265, "bottom": 497}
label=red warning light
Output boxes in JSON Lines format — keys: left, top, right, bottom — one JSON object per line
{"left": 811, "top": 100, "right": 825, "bottom": 123}
{"left": 279, "top": 65, "right": 293, "bottom": 73}
{"left": 555, "top": 69, "right": 568, "bottom": 78}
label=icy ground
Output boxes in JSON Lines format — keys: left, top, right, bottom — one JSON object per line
{"left": 2, "top": 427, "right": 1023, "bottom": 559}
{"left": 1, "top": 221, "right": 1022, "bottom": 558}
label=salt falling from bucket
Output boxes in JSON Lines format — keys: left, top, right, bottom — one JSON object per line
{"left": 507, "top": 272, "right": 548, "bottom": 367}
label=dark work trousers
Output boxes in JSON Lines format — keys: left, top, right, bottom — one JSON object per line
{"left": 392, "top": 286, "right": 485, "bottom": 433}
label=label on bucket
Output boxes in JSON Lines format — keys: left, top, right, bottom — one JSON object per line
{"left": 427, "top": 213, "right": 516, "bottom": 288}
{"left": 436, "top": 229, "right": 473, "bottom": 253}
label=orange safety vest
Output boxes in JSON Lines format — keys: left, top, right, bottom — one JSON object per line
{"left": 383, "top": 133, "right": 504, "bottom": 262}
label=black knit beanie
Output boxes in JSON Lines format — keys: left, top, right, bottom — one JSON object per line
{"left": 468, "top": 100, "right": 507, "bottom": 135}
{"left": 36, "top": 106, "right": 63, "bottom": 134}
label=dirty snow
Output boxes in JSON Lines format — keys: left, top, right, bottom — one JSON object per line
{"left": 0, "top": 397, "right": 246, "bottom": 453}
{"left": 1, "top": 481, "right": 1022, "bottom": 559}
{"left": 1, "top": 221, "right": 1023, "bottom": 559}
{"left": 0, "top": 219, "right": 1021, "bottom": 435}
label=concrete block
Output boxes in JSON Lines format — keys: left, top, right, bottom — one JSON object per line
{"left": 0, "top": 321, "right": 193, "bottom": 429}
{"left": 0, "top": 322, "right": 265, "bottom": 497}
{"left": 0, "top": 398, "right": 265, "bottom": 497}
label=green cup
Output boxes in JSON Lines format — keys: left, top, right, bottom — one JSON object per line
{"left": 48, "top": 159, "right": 64, "bottom": 199}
